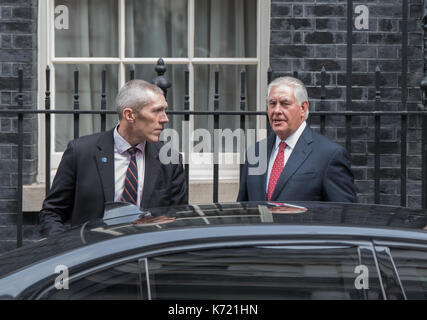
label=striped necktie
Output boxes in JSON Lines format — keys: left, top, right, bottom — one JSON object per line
{"left": 122, "top": 146, "right": 138, "bottom": 205}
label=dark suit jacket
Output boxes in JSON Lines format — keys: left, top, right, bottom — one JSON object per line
{"left": 237, "top": 125, "right": 357, "bottom": 202}
{"left": 39, "top": 129, "right": 187, "bottom": 237}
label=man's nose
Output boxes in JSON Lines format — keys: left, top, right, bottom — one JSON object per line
{"left": 271, "top": 102, "right": 281, "bottom": 112}
{"left": 160, "top": 112, "right": 168, "bottom": 123}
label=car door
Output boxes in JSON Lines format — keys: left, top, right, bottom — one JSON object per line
{"left": 140, "top": 241, "right": 385, "bottom": 300}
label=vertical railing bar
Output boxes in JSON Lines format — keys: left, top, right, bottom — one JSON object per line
{"left": 375, "top": 66, "right": 381, "bottom": 205}
{"left": 401, "top": 114, "right": 407, "bottom": 207}
{"left": 346, "top": 113, "right": 352, "bottom": 206}
{"left": 346, "top": 115, "right": 352, "bottom": 163}
{"left": 17, "top": 112, "right": 23, "bottom": 248}
{"left": 375, "top": 66, "right": 381, "bottom": 111}
{"left": 16, "top": 67, "right": 23, "bottom": 248}
{"left": 240, "top": 67, "right": 246, "bottom": 182}
{"left": 374, "top": 114, "right": 381, "bottom": 204}
{"left": 423, "top": 113, "right": 427, "bottom": 209}
{"left": 130, "top": 64, "right": 135, "bottom": 80}
{"left": 320, "top": 65, "right": 326, "bottom": 135}
{"left": 213, "top": 67, "right": 219, "bottom": 203}
{"left": 267, "top": 66, "right": 273, "bottom": 137}
{"left": 45, "top": 66, "right": 51, "bottom": 195}
{"left": 320, "top": 115, "right": 326, "bottom": 135}
{"left": 402, "top": 0, "right": 408, "bottom": 111}
{"left": 184, "top": 69, "right": 190, "bottom": 202}
{"left": 347, "top": 0, "right": 353, "bottom": 111}
{"left": 421, "top": 3, "right": 427, "bottom": 208}
{"left": 74, "top": 66, "right": 79, "bottom": 139}
{"left": 101, "top": 65, "right": 107, "bottom": 132}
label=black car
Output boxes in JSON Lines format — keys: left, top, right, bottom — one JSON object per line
{"left": 0, "top": 201, "right": 427, "bottom": 300}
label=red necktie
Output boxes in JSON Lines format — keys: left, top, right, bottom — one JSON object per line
{"left": 267, "top": 142, "right": 287, "bottom": 201}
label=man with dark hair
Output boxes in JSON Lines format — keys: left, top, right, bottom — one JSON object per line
{"left": 39, "top": 80, "right": 187, "bottom": 237}
{"left": 237, "top": 76, "right": 357, "bottom": 203}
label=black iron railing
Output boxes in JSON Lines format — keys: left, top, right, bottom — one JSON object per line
{"left": 2, "top": 60, "right": 427, "bottom": 248}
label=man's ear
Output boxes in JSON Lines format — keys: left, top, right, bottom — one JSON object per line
{"left": 301, "top": 101, "right": 309, "bottom": 117}
{"left": 123, "top": 108, "right": 135, "bottom": 122}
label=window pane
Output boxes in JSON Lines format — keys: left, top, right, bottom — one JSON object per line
{"left": 43, "top": 262, "right": 140, "bottom": 300}
{"left": 54, "top": 0, "right": 118, "bottom": 57}
{"left": 391, "top": 248, "right": 427, "bottom": 299}
{"left": 195, "top": 0, "right": 257, "bottom": 58}
{"left": 55, "top": 64, "right": 119, "bottom": 152}
{"left": 125, "top": 0, "right": 187, "bottom": 57}
{"left": 193, "top": 64, "right": 257, "bottom": 152}
{"left": 147, "top": 246, "right": 382, "bottom": 300}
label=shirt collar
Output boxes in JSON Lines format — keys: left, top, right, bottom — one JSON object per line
{"left": 114, "top": 126, "right": 146, "bottom": 155}
{"left": 274, "top": 121, "right": 306, "bottom": 151}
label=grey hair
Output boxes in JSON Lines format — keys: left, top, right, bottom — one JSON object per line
{"left": 267, "top": 76, "right": 309, "bottom": 120}
{"left": 116, "top": 80, "right": 164, "bottom": 120}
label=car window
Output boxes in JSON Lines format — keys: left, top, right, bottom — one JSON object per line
{"left": 41, "top": 261, "right": 140, "bottom": 300}
{"left": 390, "top": 248, "right": 427, "bottom": 299}
{"left": 145, "top": 245, "right": 383, "bottom": 300}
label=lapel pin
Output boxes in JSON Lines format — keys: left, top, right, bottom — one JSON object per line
{"left": 101, "top": 157, "right": 108, "bottom": 163}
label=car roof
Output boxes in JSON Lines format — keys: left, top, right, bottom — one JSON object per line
{"left": 0, "top": 201, "right": 427, "bottom": 281}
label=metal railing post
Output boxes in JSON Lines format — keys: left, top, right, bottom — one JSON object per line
{"left": 213, "top": 68, "right": 219, "bottom": 203}
{"left": 153, "top": 58, "right": 171, "bottom": 99}
{"left": 421, "top": 0, "right": 427, "bottom": 208}
{"left": 45, "top": 66, "right": 51, "bottom": 195}
{"left": 374, "top": 66, "right": 381, "bottom": 204}
{"left": 73, "top": 67, "right": 79, "bottom": 139}
{"left": 267, "top": 67, "right": 273, "bottom": 137}
{"left": 184, "top": 69, "right": 190, "bottom": 201}
{"left": 100, "top": 65, "right": 107, "bottom": 132}
{"left": 240, "top": 67, "right": 246, "bottom": 182}
{"left": 16, "top": 68, "right": 23, "bottom": 248}
{"left": 346, "top": 0, "right": 353, "bottom": 111}
{"left": 320, "top": 65, "right": 326, "bottom": 135}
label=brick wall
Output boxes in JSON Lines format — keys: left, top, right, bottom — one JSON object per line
{"left": 270, "top": 0, "right": 424, "bottom": 208}
{"left": 0, "top": 0, "right": 38, "bottom": 254}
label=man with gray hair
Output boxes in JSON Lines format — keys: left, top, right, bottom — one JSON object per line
{"left": 40, "top": 80, "right": 187, "bottom": 237}
{"left": 237, "top": 76, "right": 357, "bottom": 202}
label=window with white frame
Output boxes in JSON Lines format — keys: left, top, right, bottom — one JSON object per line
{"left": 37, "top": 0, "right": 270, "bottom": 182}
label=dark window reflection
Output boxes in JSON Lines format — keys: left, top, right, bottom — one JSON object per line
{"left": 147, "top": 245, "right": 383, "bottom": 300}
{"left": 43, "top": 262, "right": 140, "bottom": 300}
{"left": 391, "top": 248, "right": 427, "bottom": 300}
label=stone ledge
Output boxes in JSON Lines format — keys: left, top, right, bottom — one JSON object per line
{"left": 23, "top": 180, "right": 240, "bottom": 212}
{"left": 23, "top": 182, "right": 44, "bottom": 212}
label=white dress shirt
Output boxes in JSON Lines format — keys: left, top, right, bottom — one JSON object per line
{"left": 265, "top": 121, "right": 307, "bottom": 193}
{"left": 113, "top": 126, "right": 146, "bottom": 207}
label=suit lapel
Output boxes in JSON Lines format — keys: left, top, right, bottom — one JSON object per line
{"left": 141, "top": 142, "right": 161, "bottom": 209}
{"left": 262, "top": 134, "right": 277, "bottom": 199}
{"left": 271, "top": 126, "right": 313, "bottom": 201}
{"left": 95, "top": 130, "right": 115, "bottom": 202}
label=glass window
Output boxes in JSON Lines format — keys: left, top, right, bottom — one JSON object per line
{"left": 146, "top": 245, "right": 383, "bottom": 300}
{"left": 195, "top": 0, "right": 257, "bottom": 58}
{"left": 391, "top": 248, "right": 427, "bottom": 300}
{"left": 42, "top": 262, "right": 140, "bottom": 300}
{"left": 125, "top": 0, "right": 187, "bottom": 58}
{"left": 54, "top": 64, "right": 119, "bottom": 152}
{"left": 55, "top": 0, "right": 119, "bottom": 57}
{"left": 41, "top": 0, "right": 269, "bottom": 180}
